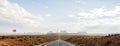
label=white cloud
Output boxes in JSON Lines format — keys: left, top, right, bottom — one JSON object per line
{"left": 69, "top": 5, "right": 120, "bottom": 24}
{"left": 0, "top": 0, "right": 49, "bottom": 32}
{"left": 67, "top": 5, "right": 120, "bottom": 33}
{"left": 74, "top": 7, "right": 120, "bottom": 19}
{"left": 0, "top": 0, "right": 43, "bottom": 27}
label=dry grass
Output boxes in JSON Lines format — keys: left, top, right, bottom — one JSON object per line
{"left": 65, "top": 34, "right": 120, "bottom": 46}
{"left": 0, "top": 35, "right": 58, "bottom": 46}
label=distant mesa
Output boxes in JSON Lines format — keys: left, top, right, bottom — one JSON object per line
{"left": 24, "top": 32, "right": 41, "bottom": 35}
{"left": 59, "top": 30, "right": 68, "bottom": 34}
{"left": 77, "top": 32, "right": 87, "bottom": 34}
{"left": 47, "top": 31, "right": 54, "bottom": 34}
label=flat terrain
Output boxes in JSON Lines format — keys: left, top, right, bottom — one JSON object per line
{"left": 65, "top": 34, "right": 120, "bottom": 46}
{"left": 0, "top": 34, "right": 119, "bottom": 46}
{"left": 0, "top": 35, "right": 58, "bottom": 46}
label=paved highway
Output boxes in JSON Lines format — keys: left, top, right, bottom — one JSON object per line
{"left": 38, "top": 40, "right": 75, "bottom": 46}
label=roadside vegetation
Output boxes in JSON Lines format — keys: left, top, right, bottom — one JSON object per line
{"left": 0, "top": 34, "right": 119, "bottom": 46}
{"left": 65, "top": 34, "right": 120, "bottom": 46}
{"left": 0, "top": 34, "right": 58, "bottom": 46}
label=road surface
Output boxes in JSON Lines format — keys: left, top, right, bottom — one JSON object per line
{"left": 38, "top": 40, "right": 75, "bottom": 46}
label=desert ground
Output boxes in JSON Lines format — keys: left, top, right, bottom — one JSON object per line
{"left": 0, "top": 34, "right": 119, "bottom": 46}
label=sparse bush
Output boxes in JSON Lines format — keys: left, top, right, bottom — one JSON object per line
{"left": 18, "top": 39, "right": 24, "bottom": 41}
{"left": 66, "top": 34, "right": 120, "bottom": 46}
{"left": 105, "top": 40, "right": 112, "bottom": 45}
{"left": 0, "top": 36, "right": 7, "bottom": 39}
{"left": 28, "top": 44, "right": 34, "bottom": 46}
{"left": 34, "top": 42, "right": 41, "bottom": 45}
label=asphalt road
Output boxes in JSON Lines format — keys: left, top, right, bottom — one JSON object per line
{"left": 42, "top": 40, "right": 75, "bottom": 46}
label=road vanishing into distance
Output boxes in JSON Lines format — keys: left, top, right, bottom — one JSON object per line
{"left": 37, "top": 39, "right": 75, "bottom": 46}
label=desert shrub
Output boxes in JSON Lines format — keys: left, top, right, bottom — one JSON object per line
{"left": 75, "top": 44, "right": 85, "bottom": 46}
{"left": 18, "top": 39, "right": 24, "bottom": 41}
{"left": 106, "top": 34, "right": 120, "bottom": 37}
{"left": 9, "top": 37, "right": 16, "bottom": 39}
{"left": 23, "top": 38, "right": 27, "bottom": 41}
{"left": 28, "top": 44, "right": 34, "bottom": 46}
{"left": 0, "top": 36, "right": 7, "bottom": 39}
{"left": 34, "top": 42, "right": 41, "bottom": 45}
{"left": 105, "top": 40, "right": 112, "bottom": 45}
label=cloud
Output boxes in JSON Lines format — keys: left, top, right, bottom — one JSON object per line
{"left": 0, "top": 0, "right": 49, "bottom": 33}
{"left": 70, "top": 6, "right": 120, "bottom": 19}
{"left": 67, "top": 5, "right": 120, "bottom": 33}
{"left": 69, "top": 5, "right": 120, "bottom": 25}
{"left": 0, "top": 0, "right": 43, "bottom": 27}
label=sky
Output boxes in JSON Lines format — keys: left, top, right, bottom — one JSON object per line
{"left": 0, "top": 0, "right": 120, "bottom": 34}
